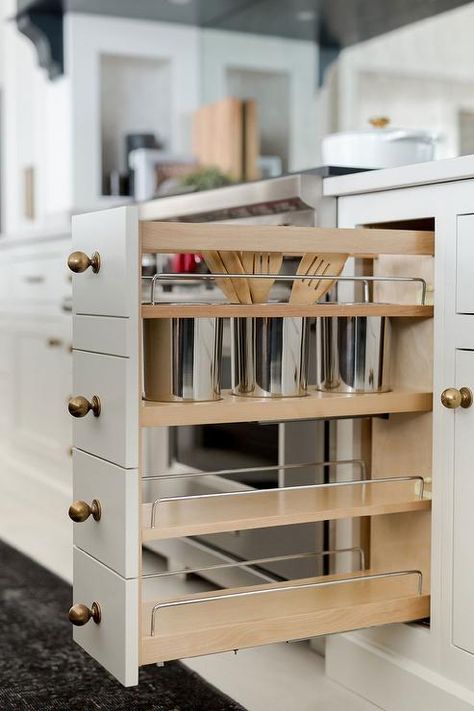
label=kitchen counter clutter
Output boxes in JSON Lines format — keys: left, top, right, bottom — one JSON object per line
{"left": 66, "top": 208, "right": 434, "bottom": 688}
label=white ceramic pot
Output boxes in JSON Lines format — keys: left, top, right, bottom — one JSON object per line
{"left": 321, "top": 117, "right": 437, "bottom": 169}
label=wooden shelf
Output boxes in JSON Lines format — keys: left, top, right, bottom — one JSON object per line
{"left": 140, "top": 222, "right": 434, "bottom": 256}
{"left": 142, "top": 478, "right": 431, "bottom": 541}
{"left": 141, "top": 569, "right": 430, "bottom": 664}
{"left": 141, "top": 389, "right": 432, "bottom": 427}
{"left": 142, "top": 303, "right": 434, "bottom": 319}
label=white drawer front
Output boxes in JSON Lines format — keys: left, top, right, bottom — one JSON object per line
{"left": 72, "top": 450, "right": 139, "bottom": 577}
{"left": 456, "top": 214, "right": 474, "bottom": 313}
{"left": 73, "top": 314, "right": 133, "bottom": 357}
{"left": 13, "top": 253, "right": 70, "bottom": 304}
{"left": 71, "top": 206, "right": 139, "bottom": 317}
{"left": 72, "top": 350, "right": 138, "bottom": 468}
{"left": 72, "top": 547, "right": 139, "bottom": 687}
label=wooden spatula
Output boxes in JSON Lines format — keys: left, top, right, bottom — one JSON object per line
{"left": 218, "top": 251, "right": 253, "bottom": 304}
{"left": 290, "top": 253, "right": 348, "bottom": 305}
{"left": 240, "top": 252, "right": 283, "bottom": 303}
{"left": 202, "top": 251, "right": 240, "bottom": 303}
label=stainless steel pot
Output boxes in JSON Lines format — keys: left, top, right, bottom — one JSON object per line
{"left": 143, "top": 318, "right": 223, "bottom": 402}
{"left": 232, "top": 317, "right": 310, "bottom": 398}
{"left": 315, "top": 315, "right": 391, "bottom": 393}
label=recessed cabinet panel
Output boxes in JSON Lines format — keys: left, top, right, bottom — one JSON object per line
{"left": 72, "top": 547, "right": 139, "bottom": 687}
{"left": 72, "top": 450, "right": 140, "bottom": 578}
{"left": 452, "top": 349, "right": 474, "bottom": 653}
{"left": 72, "top": 350, "right": 138, "bottom": 468}
{"left": 456, "top": 214, "right": 474, "bottom": 313}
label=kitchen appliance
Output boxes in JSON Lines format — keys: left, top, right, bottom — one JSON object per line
{"left": 141, "top": 167, "right": 365, "bottom": 584}
{"left": 321, "top": 117, "right": 437, "bottom": 169}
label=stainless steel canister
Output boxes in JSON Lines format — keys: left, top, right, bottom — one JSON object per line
{"left": 143, "top": 318, "right": 223, "bottom": 402}
{"left": 315, "top": 315, "right": 391, "bottom": 393}
{"left": 231, "top": 317, "right": 310, "bottom": 398}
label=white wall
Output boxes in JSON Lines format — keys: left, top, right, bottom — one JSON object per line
{"left": 333, "top": 2, "right": 474, "bottom": 158}
{"left": 200, "top": 29, "right": 318, "bottom": 172}
{"left": 65, "top": 13, "right": 200, "bottom": 212}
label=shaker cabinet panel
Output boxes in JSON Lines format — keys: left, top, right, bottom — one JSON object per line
{"left": 71, "top": 350, "right": 139, "bottom": 468}
{"left": 452, "top": 348, "right": 474, "bottom": 653}
{"left": 456, "top": 214, "right": 474, "bottom": 313}
{"left": 72, "top": 450, "right": 140, "bottom": 578}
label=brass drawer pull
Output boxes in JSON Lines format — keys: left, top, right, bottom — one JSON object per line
{"left": 68, "top": 499, "right": 102, "bottom": 522}
{"left": 441, "top": 387, "right": 473, "bottom": 409}
{"left": 67, "top": 251, "right": 101, "bottom": 274}
{"left": 68, "top": 395, "right": 101, "bottom": 418}
{"left": 68, "top": 602, "right": 101, "bottom": 626}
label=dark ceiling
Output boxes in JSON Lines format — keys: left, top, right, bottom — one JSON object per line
{"left": 17, "top": 0, "right": 474, "bottom": 45}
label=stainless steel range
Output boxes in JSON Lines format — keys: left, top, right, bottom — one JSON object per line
{"left": 142, "top": 168, "right": 365, "bottom": 587}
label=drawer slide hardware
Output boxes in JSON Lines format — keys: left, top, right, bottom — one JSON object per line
{"left": 68, "top": 395, "right": 101, "bottom": 418}
{"left": 68, "top": 601, "right": 102, "bottom": 626}
{"left": 68, "top": 499, "right": 102, "bottom": 523}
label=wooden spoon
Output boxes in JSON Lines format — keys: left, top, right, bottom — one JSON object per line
{"left": 290, "top": 253, "right": 348, "bottom": 304}
{"left": 202, "top": 251, "right": 240, "bottom": 303}
{"left": 217, "top": 251, "right": 253, "bottom": 304}
{"left": 240, "top": 252, "right": 283, "bottom": 303}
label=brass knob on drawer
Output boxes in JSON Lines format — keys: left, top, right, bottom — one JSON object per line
{"left": 68, "top": 499, "right": 102, "bottom": 522}
{"left": 67, "top": 251, "right": 101, "bottom": 274}
{"left": 68, "top": 395, "right": 101, "bottom": 418}
{"left": 68, "top": 601, "right": 101, "bottom": 626}
{"left": 441, "top": 387, "right": 473, "bottom": 409}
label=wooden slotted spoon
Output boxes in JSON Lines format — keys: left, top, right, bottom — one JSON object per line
{"left": 217, "top": 251, "right": 253, "bottom": 304}
{"left": 240, "top": 252, "right": 283, "bottom": 303}
{"left": 202, "top": 251, "right": 240, "bottom": 303}
{"left": 290, "top": 253, "right": 348, "bottom": 304}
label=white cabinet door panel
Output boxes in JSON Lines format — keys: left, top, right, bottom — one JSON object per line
{"left": 452, "top": 348, "right": 474, "bottom": 653}
{"left": 72, "top": 450, "right": 140, "bottom": 578}
{"left": 71, "top": 206, "right": 139, "bottom": 318}
{"left": 72, "top": 547, "right": 139, "bottom": 687}
{"left": 72, "top": 350, "right": 138, "bottom": 468}
{"left": 456, "top": 214, "right": 474, "bottom": 314}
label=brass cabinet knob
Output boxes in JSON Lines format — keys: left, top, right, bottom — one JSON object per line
{"left": 68, "top": 395, "right": 101, "bottom": 418}
{"left": 68, "top": 499, "right": 102, "bottom": 522}
{"left": 67, "top": 251, "right": 101, "bottom": 274}
{"left": 441, "top": 387, "right": 473, "bottom": 409}
{"left": 68, "top": 601, "right": 101, "bottom": 626}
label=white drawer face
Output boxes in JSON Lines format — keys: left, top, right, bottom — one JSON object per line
{"left": 72, "top": 350, "right": 138, "bottom": 468}
{"left": 72, "top": 450, "right": 140, "bottom": 578}
{"left": 456, "top": 214, "right": 474, "bottom": 313}
{"left": 72, "top": 547, "right": 139, "bottom": 686}
{"left": 71, "top": 206, "right": 139, "bottom": 317}
{"left": 12, "top": 253, "right": 70, "bottom": 304}
{"left": 73, "top": 315, "right": 133, "bottom": 357}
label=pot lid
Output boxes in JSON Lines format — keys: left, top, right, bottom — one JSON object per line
{"left": 326, "top": 117, "right": 437, "bottom": 142}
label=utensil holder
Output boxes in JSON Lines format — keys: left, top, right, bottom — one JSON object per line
{"left": 231, "top": 317, "right": 310, "bottom": 398}
{"left": 143, "top": 317, "right": 223, "bottom": 402}
{"left": 315, "top": 315, "right": 391, "bottom": 393}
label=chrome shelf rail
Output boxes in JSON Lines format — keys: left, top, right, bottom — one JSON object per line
{"left": 149, "top": 569, "right": 424, "bottom": 636}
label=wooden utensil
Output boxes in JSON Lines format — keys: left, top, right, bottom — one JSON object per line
{"left": 240, "top": 252, "right": 283, "bottom": 303}
{"left": 202, "top": 251, "right": 240, "bottom": 303}
{"left": 217, "top": 251, "right": 253, "bottom": 304}
{"left": 290, "top": 253, "right": 348, "bottom": 305}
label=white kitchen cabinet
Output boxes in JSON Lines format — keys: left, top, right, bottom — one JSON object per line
{"left": 456, "top": 213, "right": 474, "bottom": 313}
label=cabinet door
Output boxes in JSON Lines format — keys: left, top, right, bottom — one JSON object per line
{"left": 456, "top": 214, "right": 474, "bottom": 313}
{"left": 452, "top": 348, "right": 474, "bottom": 653}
